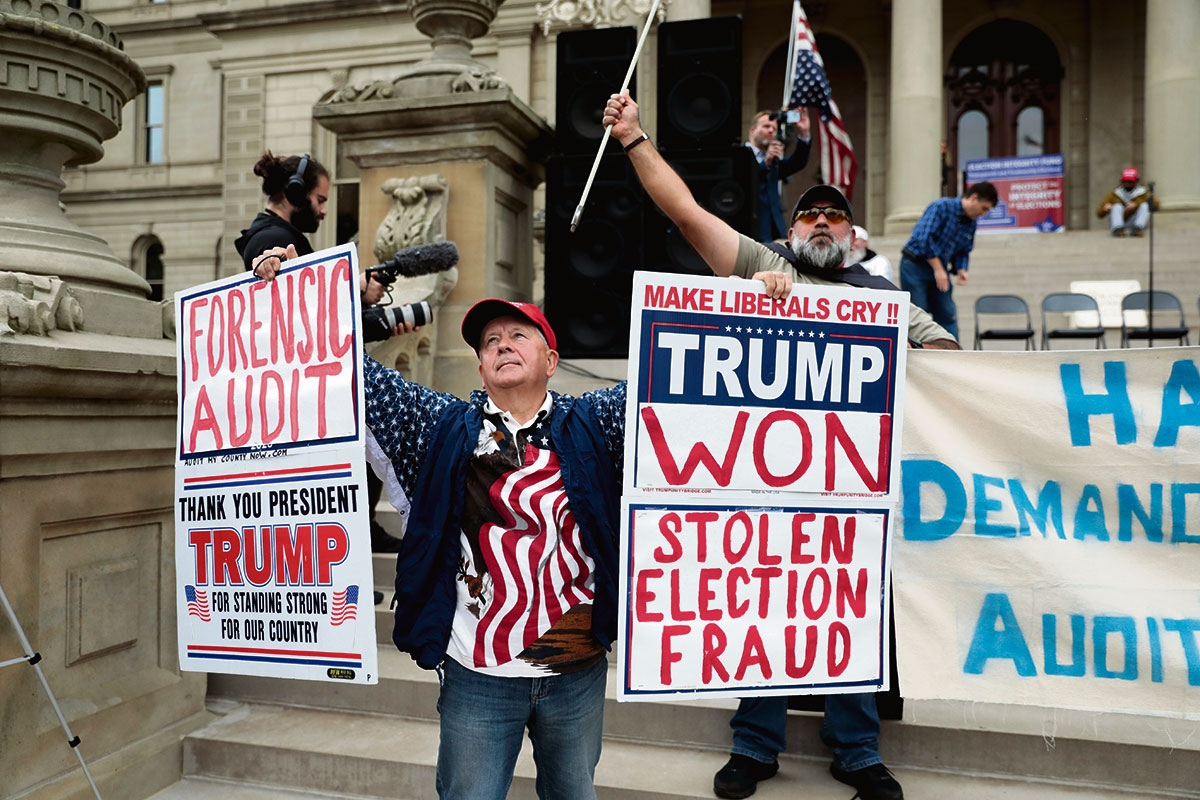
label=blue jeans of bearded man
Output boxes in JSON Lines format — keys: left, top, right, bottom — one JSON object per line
{"left": 730, "top": 692, "right": 883, "bottom": 772}
{"left": 436, "top": 656, "right": 607, "bottom": 800}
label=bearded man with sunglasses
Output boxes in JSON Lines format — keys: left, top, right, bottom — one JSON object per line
{"left": 604, "top": 92, "right": 959, "bottom": 800}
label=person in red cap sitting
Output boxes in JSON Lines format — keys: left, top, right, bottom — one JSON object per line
{"left": 1097, "top": 167, "right": 1158, "bottom": 237}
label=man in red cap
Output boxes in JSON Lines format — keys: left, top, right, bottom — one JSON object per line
{"left": 361, "top": 296, "right": 623, "bottom": 798}
{"left": 1097, "top": 167, "right": 1157, "bottom": 237}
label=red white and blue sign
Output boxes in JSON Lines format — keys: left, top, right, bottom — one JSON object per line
{"left": 967, "top": 154, "right": 1065, "bottom": 234}
{"left": 174, "top": 244, "right": 378, "bottom": 684}
{"left": 618, "top": 272, "right": 908, "bottom": 700}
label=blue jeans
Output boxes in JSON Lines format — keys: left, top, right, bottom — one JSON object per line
{"left": 437, "top": 656, "right": 607, "bottom": 800}
{"left": 900, "top": 255, "right": 958, "bottom": 340}
{"left": 730, "top": 692, "right": 882, "bottom": 772}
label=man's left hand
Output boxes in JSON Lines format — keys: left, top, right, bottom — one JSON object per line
{"left": 795, "top": 107, "right": 811, "bottom": 140}
{"left": 361, "top": 274, "right": 386, "bottom": 305}
{"left": 751, "top": 270, "right": 792, "bottom": 299}
{"left": 956, "top": 271, "right": 969, "bottom": 286}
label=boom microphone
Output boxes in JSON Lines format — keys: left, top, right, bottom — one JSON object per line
{"left": 366, "top": 240, "right": 459, "bottom": 285}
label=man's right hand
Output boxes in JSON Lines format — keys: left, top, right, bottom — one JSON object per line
{"left": 764, "top": 140, "right": 785, "bottom": 165}
{"left": 252, "top": 244, "right": 297, "bottom": 282}
{"left": 603, "top": 91, "right": 643, "bottom": 147}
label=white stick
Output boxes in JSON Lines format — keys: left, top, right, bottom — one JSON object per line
{"left": 569, "top": 0, "right": 663, "bottom": 233}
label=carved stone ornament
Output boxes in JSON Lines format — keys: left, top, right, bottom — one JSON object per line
{"left": 369, "top": 175, "right": 458, "bottom": 377}
{"left": 535, "top": 0, "right": 669, "bottom": 36}
{"left": 325, "top": 80, "right": 401, "bottom": 104}
{"left": 450, "top": 66, "right": 509, "bottom": 93}
{"left": 0, "top": 271, "right": 84, "bottom": 336}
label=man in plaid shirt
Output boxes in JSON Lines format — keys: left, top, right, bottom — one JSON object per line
{"left": 899, "top": 182, "right": 998, "bottom": 339}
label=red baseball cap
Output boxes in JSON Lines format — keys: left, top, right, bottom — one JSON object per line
{"left": 461, "top": 298, "right": 558, "bottom": 354}
{"left": 1121, "top": 167, "right": 1139, "bottom": 182}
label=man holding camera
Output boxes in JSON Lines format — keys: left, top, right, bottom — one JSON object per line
{"left": 746, "top": 108, "right": 811, "bottom": 243}
{"left": 237, "top": 150, "right": 406, "bottom": 558}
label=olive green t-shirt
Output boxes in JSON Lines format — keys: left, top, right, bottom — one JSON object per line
{"left": 732, "top": 234, "right": 956, "bottom": 345}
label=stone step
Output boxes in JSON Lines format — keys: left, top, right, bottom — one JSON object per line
{"left": 206, "top": 647, "right": 1200, "bottom": 795}
{"left": 164, "top": 701, "right": 1190, "bottom": 800}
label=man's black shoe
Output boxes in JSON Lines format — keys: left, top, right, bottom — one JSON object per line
{"left": 370, "top": 522, "right": 402, "bottom": 553}
{"left": 373, "top": 590, "right": 384, "bottom": 605}
{"left": 829, "top": 762, "right": 903, "bottom": 800}
{"left": 713, "top": 754, "right": 779, "bottom": 799}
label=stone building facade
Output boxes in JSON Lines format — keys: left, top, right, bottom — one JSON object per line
{"left": 64, "top": 0, "right": 1198, "bottom": 304}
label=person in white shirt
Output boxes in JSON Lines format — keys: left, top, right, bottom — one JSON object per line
{"left": 847, "top": 225, "right": 895, "bottom": 284}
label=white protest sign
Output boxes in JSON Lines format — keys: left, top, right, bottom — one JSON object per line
{"left": 174, "top": 244, "right": 378, "bottom": 684}
{"left": 619, "top": 271, "right": 910, "bottom": 700}
{"left": 619, "top": 498, "right": 891, "bottom": 700}
{"left": 896, "top": 348, "right": 1200, "bottom": 718}
{"left": 623, "top": 272, "right": 910, "bottom": 500}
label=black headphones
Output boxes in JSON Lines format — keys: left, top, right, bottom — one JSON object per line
{"left": 283, "top": 153, "right": 310, "bottom": 207}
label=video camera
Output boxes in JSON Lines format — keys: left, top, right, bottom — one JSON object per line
{"left": 359, "top": 240, "right": 459, "bottom": 343}
{"left": 768, "top": 108, "right": 802, "bottom": 142}
{"left": 362, "top": 302, "right": 433, "bottom": 342}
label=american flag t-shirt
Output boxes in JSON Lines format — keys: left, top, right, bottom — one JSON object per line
{"left": 785, "top": 0, "right": 858, "bottom": 198}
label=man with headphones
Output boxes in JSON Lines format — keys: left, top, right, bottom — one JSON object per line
{"left": 235, "top": 152, "right": 333, "bottom": 269}
{"left": 237, "top": 151, "right": 405, "bottom": 561}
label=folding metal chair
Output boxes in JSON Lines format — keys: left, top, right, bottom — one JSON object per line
{"left": 1120, "top": 291, "right": 1190, "bottom": 347}
{"left": 1040, "top": 292, "right": 1106, "bottom": 349}
{"left": 974, "top": 294, "right": 1035, "bottom": 350}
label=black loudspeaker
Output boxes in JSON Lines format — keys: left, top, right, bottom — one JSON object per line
{"left": 656, "top": 16, "right": 743, "bottom": 152}
{"left": 644, "top": 147, "right": 758, "bottom": 276}
{"left": 555, "top": 27, "right": 638, "bottom": 155}
{"left": 544, "top": 155, "right": 643, "bottom": 358}
{"left": 284, "top": 153, "right": 310, "bottom": 206}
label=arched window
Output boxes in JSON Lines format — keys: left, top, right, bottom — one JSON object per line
{"left": 1016, "top": 106, "right": 1045, "bottom": 155}
{"left": 133, "top": 235, "right": 165, "bottom": 301}
{"left": 956, "top": 109, "right": 990, "bottom": 192}
{"left": 946, "top": 19, "right": 1061, "bottom": 182}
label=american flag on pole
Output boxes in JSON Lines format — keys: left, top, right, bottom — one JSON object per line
{"left": 184, "top": 585, "right": 211, "bottom": 622}
{"left": 785, "top": 0, "right": 858, "bottom": 198}
{"left": 330, "top": 585, "right": 359, "bottom": 626}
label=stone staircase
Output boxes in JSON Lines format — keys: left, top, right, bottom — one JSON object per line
{"left": 145, "top": 515, "right": 1200, "bottom": 800}
{"left": 876, "top": 225, "right": 1200, "bottom": 349}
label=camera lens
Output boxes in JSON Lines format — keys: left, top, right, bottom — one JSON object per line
{"left": 400, "top": 301, "right": 433, "bottom": 327}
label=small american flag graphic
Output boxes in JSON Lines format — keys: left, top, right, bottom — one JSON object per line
{"left": 185, "top": 585, "right": 211, "bottom": 622}
{"left": 330, "top": 585, "right": 359, "bottom": 626}
{"left": 785, "top": 0, "right": 858, "bottom": 198}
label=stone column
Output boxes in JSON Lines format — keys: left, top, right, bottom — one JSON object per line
{"left": 0, "top": 4, "right": 208, "bottom": 799}
{"left": 883, "top": 0, "right": 943, "bottom": 234}
{"left": 314, "top": 0, "right": 551, "bottom": 399}
{"left": 0, "top": 2, "right": 149, "bottom": 297}
{"left": 1144, "top": 0, "right": 1200, "bottom": 227}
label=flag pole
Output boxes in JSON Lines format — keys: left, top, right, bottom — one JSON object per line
{"left": 569, "top": 0, "right": 663, "bottom": 233}
{"left": 783, "top": 1, "right": 800, "bottom": 109}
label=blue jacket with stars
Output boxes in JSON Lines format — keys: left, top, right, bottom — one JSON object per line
{"left": 363, "top": 357, "right": 627, "bottom": 670}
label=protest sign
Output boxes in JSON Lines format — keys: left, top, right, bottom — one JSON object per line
{"left": 624, "top": 272, "right": 910, "bottom": 500}
{"left": 895, "top": 348, "right": 1200, "bottom": 718}
{"left": 620, "top": 498, "right": 891, "bottom": 700}
{"left": 967, "top": 154, "right": 1065, "bottom": 233}
{"left": 174, "top": 244, "right": 378, "bottom": 684}
{"left": 618, "top": 271, "right": 909, "bottom": 700}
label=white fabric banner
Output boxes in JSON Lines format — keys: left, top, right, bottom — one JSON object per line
{"left": 896, "top": 348, "right": 1200, "bottom": 718}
